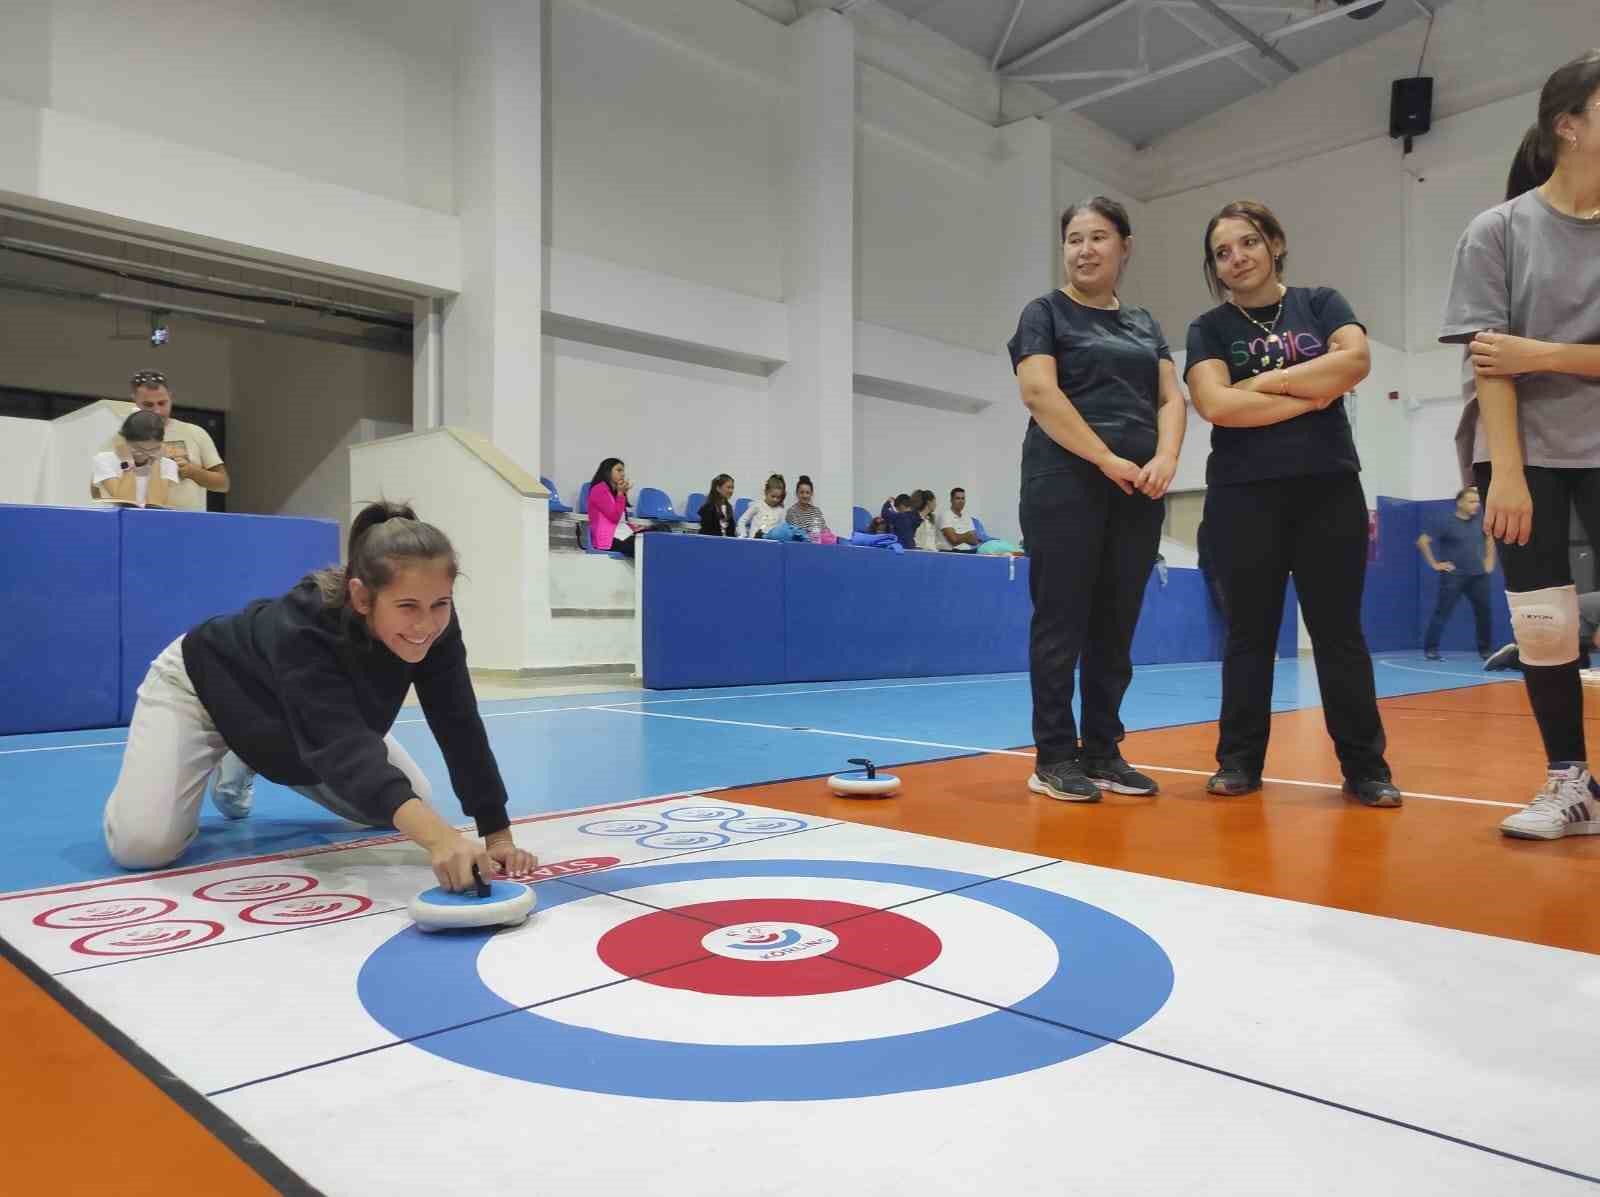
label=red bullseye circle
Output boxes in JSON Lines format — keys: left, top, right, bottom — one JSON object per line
{"left": 595, "top": 898, "right": 941, "bottom": 997}
{"left": 194, "top": 874, "right": 317, "bottom": 903}
{"left": 34, "top": 897, "right": 177, "bottom": 930}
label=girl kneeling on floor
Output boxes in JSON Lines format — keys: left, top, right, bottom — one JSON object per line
{"left": 102, "top": 502, "right": 537, "bottom": 890}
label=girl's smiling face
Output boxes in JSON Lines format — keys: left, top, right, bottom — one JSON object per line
{"left": 350, "top": 560, "right": 455, "bottom": 663}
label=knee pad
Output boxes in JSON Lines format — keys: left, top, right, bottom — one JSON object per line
{"left": 1507, "top": 585, "right": 1579, "bottom": 667}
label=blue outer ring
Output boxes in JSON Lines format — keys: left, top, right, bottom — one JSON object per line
{"left": 358, "top": 859, "right": 1173, "bottom": 1102}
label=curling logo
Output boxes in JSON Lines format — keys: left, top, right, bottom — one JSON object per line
{"left": 702, "top": 921, "right": 838, "bottom": 962}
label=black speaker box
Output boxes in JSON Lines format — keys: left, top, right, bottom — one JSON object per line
{"left": 1390, "top": 76, "right": 1433, "bottom": 139}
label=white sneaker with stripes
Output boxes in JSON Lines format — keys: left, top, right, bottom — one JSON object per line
{"left": 1499, "top": 765, "right": 1600, "bottom": 840}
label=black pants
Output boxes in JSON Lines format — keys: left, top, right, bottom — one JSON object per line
{"left": 1474, "top": 463, "right": 1600, "bottom": 764}
{"left": 1204, "top": 472, "right": 1388, "bottom": 780}
{"left": 1019, "top": 462, "right": 1165, "bottom": 767}
{"left": 1423, "top": 571, "right": 1492, "bottom": 653}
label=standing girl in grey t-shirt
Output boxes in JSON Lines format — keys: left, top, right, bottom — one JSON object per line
{"left": 1439, "top": 51, "right": 1600, "bottom": 840}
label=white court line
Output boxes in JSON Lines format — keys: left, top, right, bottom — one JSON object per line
{"left": 1375, "top": 658, "right": 1505, "bottom": 683}
{"left": 594, "top": 706, "right": 1037, "bottom": 758}
{"left": 0, "top": 739, "right": 129, "bottom": 756}
{"left": 1124, "top": 763, "right": 1523, "bottom": 809}
{"left": 601, "top": 708, "right": 1524, "bottom": 811}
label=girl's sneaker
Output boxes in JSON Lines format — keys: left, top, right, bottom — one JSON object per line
{"left": 1500, "top": 765, "right": 1600, "bottom": 840}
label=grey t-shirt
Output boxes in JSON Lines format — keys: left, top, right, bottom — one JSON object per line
{"left": 1440, "top": 190, "right": 1600, "bottom": 474}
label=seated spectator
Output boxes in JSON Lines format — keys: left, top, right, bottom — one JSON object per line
{"left": 91, "top": 410, "right": 180, "bottom": 508}
{"left": 939, "top": 487, "right": 982, "bottom": 553}
{"left": 785, "top": 475, "right": 830, "bottom": 539}
{"left": 699, "top": 473, "right": 737, "bottom": 537}
{"left": 121, "top": 369, "right": 228, "bottom": 511}
{"left": 738, "top": 474, "right": 788, "bottom": 539}
{"left": 879, "top": 493, "right": 920, "bottom": 550}
{"left": 914, "top": 490, "right": 941, "bottom": 552}
{"left": 587, "top": 457, "right": 644, "bottom": 559}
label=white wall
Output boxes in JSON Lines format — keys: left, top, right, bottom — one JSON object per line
{"left": 0, "top": 0, "right": 460, "bottom": 291}
{"left": 547, "top": 0, "right": 784, "bottom": 301}
{"left": 0, "top": 416, "right": 51, "bottom": 504}
{"left": 544, "top": 336, "right": 773, "bottom": 508}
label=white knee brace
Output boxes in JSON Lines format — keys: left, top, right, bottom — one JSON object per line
{"left": 1507, "top": 585, "right": 1580, "bottom": 667}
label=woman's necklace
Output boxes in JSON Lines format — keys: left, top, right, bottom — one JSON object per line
{"left": 1065, "top": 283, "right": 1120, "bottom": 310}
{"left": 1232, "top": 286, "right": 1287, "bottom": 370}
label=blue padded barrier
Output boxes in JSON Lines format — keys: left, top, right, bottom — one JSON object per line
{"left": 119, "top": 510, "right": 338, "bottom": 722}
{"left": 784, "top": 544, "right": 1031, "bottom": 682}
{"left": 641, "top": 535, "right": 785, "bottom": 688}
{"left": 0, "top": 504, "right": 122, "bottom": 734}
{"left": 639, "top": 534, "right": 1292, "bottom": 690}
{"left": 1359, "top": 497, "right": 1422, "bottom": 652}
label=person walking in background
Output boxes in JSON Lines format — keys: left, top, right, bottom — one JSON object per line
{"left": 1417, "top": 485, "right": 1495, "bottom": 660}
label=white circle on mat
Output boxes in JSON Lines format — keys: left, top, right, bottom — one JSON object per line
{"left": 476, "top": 876, "right": 1059, "bottom": 1046}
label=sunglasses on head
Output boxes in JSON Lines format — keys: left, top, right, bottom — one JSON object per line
{"left": 130, "top": 371, "right": 168, "bottom": 388}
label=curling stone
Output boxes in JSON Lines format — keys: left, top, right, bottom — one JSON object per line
{"left": 827, "top": 757, "right": 901, "bottom": 799}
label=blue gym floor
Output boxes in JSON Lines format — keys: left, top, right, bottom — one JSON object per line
{"left": 2, "top": 654, "right": 1504, "bottom": 894}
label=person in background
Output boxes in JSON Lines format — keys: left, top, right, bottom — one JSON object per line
{"left": 1417, "top": 485, "right": 1496, "bottom": 660}
{"left": 879, "top": 493, "right": 920, "bottom": 550}
{"left": 785, "top": 475, "right": 830, "bottom": 539}
{"left": 699, "top": 473, "right": 737, "bottom": 537}
{"left": 913, "top": 490, "right": 941, "bottom": 552}
{"left": 738, "top": 474, "right": 788, "bottom": 538}
{"left": 587, "top": 457, "right": 643, "bottom": 558}
{"left": 122, "top": 370, "right": 228, "bottom": 511}
{"left": 91, "top": 410, "right": 180, "bottom": 507}
{"left": 940, "top": 487, "right": 982, "bottom": 552}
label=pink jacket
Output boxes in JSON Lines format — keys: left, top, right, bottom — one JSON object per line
{"left": 587, "top": 481, "right": 629, "bottom": 550}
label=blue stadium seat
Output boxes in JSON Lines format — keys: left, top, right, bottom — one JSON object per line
{"left": 578, "top": 522, "right": 627, "bottom": 558}
{"left": 541, "top": 476, "right": 572, "bottom": 514}
{"left": 852, "top": 505, "right": 872, "bottom": 533}
{"left": 637, "top": 487, "right": 693, "bottom": 524}
{"left": 684, "top": 492, "right": 707, "bottom": 524}
{"left": 734, "top": 497, "right": 753, "bottom": 526}
{"left": 972, "top": 517, "right": 991, "bottom": 543}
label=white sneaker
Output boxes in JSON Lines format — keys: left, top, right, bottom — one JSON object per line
{"left": 1499, "top": 766, "right": 1600, "bottom": 840}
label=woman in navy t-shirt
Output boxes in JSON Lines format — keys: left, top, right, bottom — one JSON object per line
{"left": 1007, "top": 197, "right": 1187, "bottom": 803}
{"left": 1184, "top": 199, "right": 1398, "bottom": 806}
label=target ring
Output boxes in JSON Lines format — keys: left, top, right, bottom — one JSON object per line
{"left": 358, "top": 858, "right": 1172, "bottom": 1101}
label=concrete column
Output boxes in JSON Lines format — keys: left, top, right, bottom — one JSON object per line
{"left": 412, "top": 297, "right": 443, "bottom": 430}
{"left": 770, "top": 9, "right": 855, "bottom": 523}
{"left": 443, "top": 0, "right": 544, "bottom": 475}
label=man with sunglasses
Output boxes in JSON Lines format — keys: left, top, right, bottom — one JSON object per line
{"left": 121, "top": 370, "right": 228, "bottom": 511}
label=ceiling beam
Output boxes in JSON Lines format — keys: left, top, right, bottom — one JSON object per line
{"left": 1009, "top": 68, "right": 1145, "bottom": 82}
{"left": 1160, "top": 3, "right": 1274, "bottom": 85}
{"left": 1189, "top": 0, "right": 1298, "bottom": 73}
{"left": 1034, "top": 0, "right": 1387, "bottom": 115}
{"left": 990, "top": 0, "right": 1030, "bottom": 70}
{"left": 999, "top": 0, "right": 1144, "bottom": 74}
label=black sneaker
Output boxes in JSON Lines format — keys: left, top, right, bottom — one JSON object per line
{"left": 1206, "top": 768, "right": 1261, "bottom": 797}
{"left": 1028, "top": 760, "right": 1100, "bottom": 803}
{"left": 1483, "top": 643, "right": 1520, "bottom": 672}
{"left": 1084, "top": 756, "right": 1159, "bottom": 796}
{"left": 1343, "top": 776, "right": 1403, "bottom": 808}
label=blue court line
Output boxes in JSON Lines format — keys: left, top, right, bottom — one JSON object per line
{"left": 0, "top": 656, "right": 1512, "bottom": 893}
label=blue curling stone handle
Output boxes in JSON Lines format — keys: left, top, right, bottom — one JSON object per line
{"left": 414, "top": 880, "right": 528, "bottom": 907}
